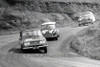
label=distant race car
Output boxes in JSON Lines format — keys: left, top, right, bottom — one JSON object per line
{"left": 78, "top": 18, "right": 93, "bottom": 26}
{"left": 77, "top": 11, "right": 95, "bottom": 26}
{"left": 41, "top": 22, "right": 60, "bottom": 40}
{"left": 19, "top": 29, "right": 48, "bottom": 53}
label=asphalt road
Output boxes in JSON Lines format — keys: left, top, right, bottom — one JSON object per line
{"left": 0, "top": 26, "right": 100, "bottom": 67}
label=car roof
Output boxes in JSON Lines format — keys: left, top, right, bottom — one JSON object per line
{"left": 21, "top": 29, "right": 42, "bottom": 37}
{"left": 76, "top": 11, "right": 93, "bottom": 17}
{"left": 42, "top": 22, "right": 56, "bottom": 25}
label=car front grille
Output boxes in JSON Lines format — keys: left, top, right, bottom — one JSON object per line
{"left": 30, "top": 41, "right": 40, "bottom": 45}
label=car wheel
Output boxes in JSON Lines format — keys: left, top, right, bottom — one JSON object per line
{"left": 21, "top": 46, "right": 25, "bottom": 53}
{"left": 91, "top": 22, "right": 93, "bottom": 24}
{"left": 57, "top": 34, "right": 60, "bottom": 37}
{"left": 21, "top": 46, "right": 23, "bottom": 50}
{"left": 44, "top": 47, "right": 47, "bottom": 53}
{"left": 55, "top": 37, "right": 58, "bottom": 40}
{"left": 78, "top": 24, "right": 81, "bottom": 26}
{"left": 46, "top": 38, "right": 48, "bottom": 41}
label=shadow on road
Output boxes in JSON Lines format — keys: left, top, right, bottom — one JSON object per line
{"left": 46, "top": 38, "right": 57, "bottom": 41}
{"left": 9, "top": 47, "right": 46, "bottom": 54}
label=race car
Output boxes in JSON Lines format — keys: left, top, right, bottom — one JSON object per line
{"left": 77, "top": 11, "right": 95, "bottom": 26}
{"left": 19, "top": 29, "right": 48, "bottom": 53}
{"left": 78, "top": 18, "right": 93, "bottom": 26}
{"left": 41, "top": 22, "right": 60, "bottom": 40}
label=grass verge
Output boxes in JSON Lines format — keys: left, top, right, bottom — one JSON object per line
{"left": 69, "top": 24, "right": 100, "bottom": 60}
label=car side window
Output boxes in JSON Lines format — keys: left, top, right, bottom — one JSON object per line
{"left": 41, "top": 25, "right": 48, "bottom": 30}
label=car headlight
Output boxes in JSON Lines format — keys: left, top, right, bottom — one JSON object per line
{"left": 24, "top": 42, "right": 30, "bottom": 46}
{"left": 40, "top": 40, "right": 46, "bottom": 44}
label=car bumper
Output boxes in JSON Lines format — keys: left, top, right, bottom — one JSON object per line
{"left": 44, "top": 35, "right": 58, "bottom": 38}
{"left": 22, "top": 44, "right": 48, "bottom": 50}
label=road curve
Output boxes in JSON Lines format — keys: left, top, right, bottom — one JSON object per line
{"left": 1, "top": 26, "right": 100, "bottom": 67}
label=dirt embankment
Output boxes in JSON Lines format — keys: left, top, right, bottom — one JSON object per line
{"left": 68, "top": 22, "right": 100, "bottom": 60}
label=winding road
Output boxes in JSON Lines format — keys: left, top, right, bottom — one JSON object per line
{"left": 0, "top": 26, "right": 100, "bottom": 67}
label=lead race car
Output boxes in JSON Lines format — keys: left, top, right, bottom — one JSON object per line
{"left": 19, "top": 29, "right": 48, "bottom": 53}
{"left": 41, "top": 22, "right": 60, "bottom": 40}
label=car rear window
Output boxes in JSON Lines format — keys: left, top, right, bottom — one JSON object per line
{"left": 42, "top": 24, "right": 55, "bottom": 30}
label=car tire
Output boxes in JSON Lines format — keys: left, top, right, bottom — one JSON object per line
{"left": 21, "top": 46, "right": 23, "bottom": 50}
{"left": 44, "top": 47, "right": 47, "bottom": 53}
{"left": 21, "top": 46, "right": 25, "bottom": 53}
{"left": 57, "top": 34, "right": 60, "bottom": 37}
{"left": 46, "top": 38, "right": 48, "bottom": 41}
{"left": 78, "top": 24, "right": 81, "bottom": 26}
{"left": 91, "top": 22, "right": 93, "bottom": 24}
{"left": 55, "top": 37, "right": 58, "bottom": 40}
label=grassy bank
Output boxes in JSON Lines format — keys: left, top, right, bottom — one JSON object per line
{"left": 69, "top": 23, "right": 100, "bottom": 60}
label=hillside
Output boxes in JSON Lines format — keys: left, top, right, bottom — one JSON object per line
{"left": 6, "top": 0, "right": 100, "bottom": 3}
{"left": 0, "top": 0, "right": 100, "bottom": 31}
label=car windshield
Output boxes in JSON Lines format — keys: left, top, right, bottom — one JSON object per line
{"left": 42, "top": 24, "right": 55, "bottom": 30}
{"left": 22, "top": 30, "right": 42, "bottom": 38}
